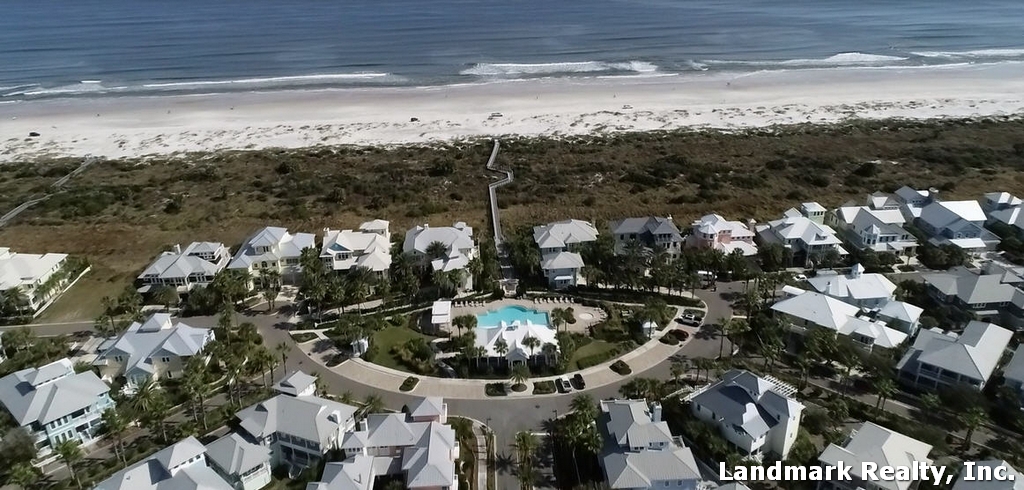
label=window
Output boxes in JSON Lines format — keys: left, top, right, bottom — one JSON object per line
{"left": 161, "top": 357, "right": 171, "bottom": 363}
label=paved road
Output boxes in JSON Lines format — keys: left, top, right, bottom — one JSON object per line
{"left": 11, "top": 282, "right": 738, "bottom": 490}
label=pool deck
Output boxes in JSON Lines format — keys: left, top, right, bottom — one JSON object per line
{"left": 451, "top": 298, "right": 604, "bottom": 334}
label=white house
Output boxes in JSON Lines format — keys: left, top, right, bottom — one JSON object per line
{"left": 599, "top": 399, "right": 703, "bottom": 489}
{"left": 533, "top": 219, "right": 598, "bottom": 288}
{"left": 323, "top": 397, "right": 458, "bottom": 490}
{"left": 817, "top": 422, "right": 933, "bottom": 490}
{"left": 274, "top": 370, "right": 319, "bottom": 398}
{"left": 916, "top": 200, "right": 1000, "bottom": 253}
{"left": 320, "top": 220, "right": 392, "bottom": 278}
{"left": 93, "top": 313, "right": 214, "bottom": 392}
{"left": 137, "top": 242, "right": 230, "bottom": 294}
{"left": 688, "top": 370, "right": 803, "bottom": 459}
{"left": 228, "top": 226, "right": 316, "bottom": 284}
{"left": 772, "top": 291, "right": 908, "bottom": 353}
{"left": 205, "top": 433, "right": 274, "bottom": 490}
{"left": 687, "top": 214, "right": 758, "bottom": 256}
{"left": 235, "top": 372, "right": 358, "bottom": 469}
{"left": 756, "top": 203, "right": 847, "bottom": 266}
{"left": 894, "top": 185, "right": 936, "bottom": 222}
{"left": 430, "top": 300, "right": 452, "bottom": 332}
{"left": 610, "top": 216, "right": 685, "bottom": 258}
{"left": 474, "top": 319, "right": 558, "bottom": 365}
{"left": 827, "top": 203, "right": 917, "bottom": 259}
{"left": 952, "top": 460, "right": 1024, "bottom": 490}
{"left": 404, "top": 222, "right": 478, "bottom": 292}
{"left": 897, "top": 321, "right": 1012, "bottom": 392}
{"left": 0, "top": 358, "right": 114, "bottom": 464}
{"left": 805, "top": 264, "right": 898, "bottom": 309}
{"left": 986, "top": 192, "right": 1024, "bottom": 237}
{"left": 0, "top": 247, "right": 72, "bottom": 313}
{"left": 95, "top": 436, "right": 234, "bottom": 490}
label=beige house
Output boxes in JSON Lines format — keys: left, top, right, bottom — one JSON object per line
{"left": 93, "top": 313, "right": 214, "bottom": 392}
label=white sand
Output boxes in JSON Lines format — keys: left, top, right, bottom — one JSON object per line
{"left": 2, "top": 62, "right": 1024, "bottom": 162}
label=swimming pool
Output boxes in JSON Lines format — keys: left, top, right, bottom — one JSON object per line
{"left": 476, "top": 305, "right": 549, "bottom": 328}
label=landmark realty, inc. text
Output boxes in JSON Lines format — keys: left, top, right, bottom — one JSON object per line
{"left": 720, "top": 460, "right": 1017, "bottom": 485}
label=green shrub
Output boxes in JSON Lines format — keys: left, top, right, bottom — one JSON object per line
{"left": 533, "top": 380, "right": 556, "bottom": 395}
{"left": 485, "top": 382, "right": 507, "bottom": 397}
{"left": 290, "top": 332, "right": 317, "bottom": 343}
{"left": 610, "top": 360, "right": 632, "bottom": 376}
{"left": 400, "top": 376, "right": 419, "bottom": 392}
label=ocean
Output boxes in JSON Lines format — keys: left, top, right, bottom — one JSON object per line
{"left": 3, "top": 0, "right": 1024, "bottom": 100}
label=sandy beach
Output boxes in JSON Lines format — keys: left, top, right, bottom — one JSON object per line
{"left": 3, "top": 62, "right": 1024, "bottom": 162}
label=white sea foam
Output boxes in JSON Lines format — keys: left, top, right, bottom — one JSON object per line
{"left": 140, "top": 72, "right": 391, "bottom": 89}
{"left": 705, "top": 52, "right": 908, "bottom": 68}
{"left": 912, "top": 48, "right": 1024, "bottom": 59}
{"left": 461, "top": 61, "right": 658, "bottom": 77}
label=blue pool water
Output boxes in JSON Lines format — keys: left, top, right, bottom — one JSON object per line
{"left": 476, "top": 306, "right": 550, "bottom": 328}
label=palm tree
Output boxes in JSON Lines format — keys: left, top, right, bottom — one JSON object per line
{"left": 495, "top": 338, "right": 509, "bottom": 365}
{"left": 99, "top": 295, "right": 119, "bottom": 333}
{"left": 510, "top": 364, "right": 530, "bottom": 389}
{"left": 474, "top": 345, "right": 488, "bottom": 368}
{"left": 261, "top": 269, "right": 282, "bottom": 311}
{"left": 7, "top": 462, "right": 39, "bottom": 489}
{"left": 515, "top": 431, "right": 539, "bottom": 489}
{"left": 152, "top": 285, "right": 179, "bottom": 311}
{"left": 541, "top": 343, "right": 558, "bottom": 366}
{"left": 363, "top": 394, "right": 385, "bottom": 414}
{"left": 960, "top": 407, "right": 987, "bottom": 449}
{"left": 715, "top": 317, "right": 730, "bottom": 359}
{"left": 550, "top": 307, "right": 568, "bottom": 332}
{"left": 181, "top": 361, "right": 211, "bottom": 430}
{"left": 275, "top": 342, "right": 290, "bottom": 376}
{"left": 55, "top": 439, "right": 83, "bottom": 489}
{"left": 425, "top": 241, "right": 449, "bottom": 261}
{"left": 523, "top": 335, "right": 541, "bottom": 360}
{"left": 340, "top": 391, "right": 355, "bottom": 405}
{"left": 347, "top": 266, "right": 375, "bottom": 312}
{"left": 670, "top": 359, "right": 688, "bottom": 384}
{"left": 131, "top": 378, "right": 161, "bottom": 414}
{"left": 251, "top": 347, "right": 275, "bottom": 388}
{"left": 101, "top": 407, "right": 129, "bottom": 467}
{"left": 920, "top": 393, "right": 942, "bottom": 418}
{"left": 875, "top": 377, "right": 896, "bottom": 411}
{"left": 569, "top": 394, "right": 597, "bottom": 420}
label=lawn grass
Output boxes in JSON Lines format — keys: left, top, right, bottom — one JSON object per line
{"left": 568, "top": 340, "right": 618, "bottom": 371}
{"left": 368, "top": 326, "right": 438, "bottom": 372}
{"left": 5, "top": 118, "right": 1024, "bottom": 321}
{"left": 290, "top": 332, "right": 318, "bottom": 343}
{"left": 36, "top": 271, "right": 125, "bottom": 323}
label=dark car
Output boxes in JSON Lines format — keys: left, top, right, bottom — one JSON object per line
{"left": 572, "top": 373, "right": 586, "bottom": 390}
{"left": 556, "top": 377, "right": 572, "bottom": 393}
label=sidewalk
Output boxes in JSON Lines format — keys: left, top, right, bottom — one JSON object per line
{"left": 307, "top": 318, "right": 696, "bottom": 400}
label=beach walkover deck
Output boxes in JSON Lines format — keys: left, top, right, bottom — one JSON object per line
{"left": 484, "top": 138, "right": 518, "bottom": 294}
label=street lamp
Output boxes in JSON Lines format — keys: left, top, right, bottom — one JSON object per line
{"left": 552, "top": 409, "right": 558, "bottom": 419}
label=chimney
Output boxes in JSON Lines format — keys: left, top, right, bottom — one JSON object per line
{"left": 927, "top": 187, "right": 939, "bottom": 203}
{"left": 747, "top": 219, "right": 756, "bottom": 229}
{"left": 650, "top": 401, "right": 662, "bottom": 423}
{"left": 173, "top": 243, "right": 182, "bottom": 254}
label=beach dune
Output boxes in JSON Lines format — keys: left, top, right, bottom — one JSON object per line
{"left": 2, "top": 62, "right": 1024, "bottom": 163}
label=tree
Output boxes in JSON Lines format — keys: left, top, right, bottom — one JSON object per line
{"left": 151, "top": 285, "right": 179, "bottom": 310}
{"left": 960, "top": 407, "right": 987, "bottom": 450}
{"left": 495, "top": 339, "right": 509, "bottom": 364}
{"left": 181, "top": 359, "right": 212, "bottom": 430}
{"left": 920, "top": 393, "right": 942, "bottom": 418}
{"left": 510, "top": 364, "right": 530, "bottom": 388}
{"left": 642, "top": 299, "right": 673, "bottom": 336}
{"left": 453, "top": 314, "right": 477, "bottom": 337}
{"left": 523, "top": 335, "right": 541, "bottom": 360}
{"left": 55, "top": 439, "right": 84, "bottom": 489}
{"left": 275, "top": 342, "right": 290, "bottom": 376}
{"left": 260, "top": 269, "right": 282, "bottom": 311}
{"left": 541, "top": 343, "right": 558, "bottom": 366}
{"left": 363, "top": 394, "right": 385, "bottom": 414}
{"left": 425, "top": 241, "right": 449, "bottom": 261}
{"left": 515, "top": 431, "right": 539, "bottom": 489}
{"left": 101, "top": 407, "right": 129, "bottom": 467}
{"left": 875, "top": 377, "right": 897, "bottom": 411}
{"left": 7, "top": 462, "right": 39, "bottom": 489}
{"left": 550, "top": 307, "right": 568, "bottom": 332}
{"left": 670, "top": 358, "right": 689, "bottom": 384}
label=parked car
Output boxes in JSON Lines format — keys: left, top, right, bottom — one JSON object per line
{"left": 794, "top": 273, "right": 808, "bottom": 281}
{"left": 556, "top": 377, "right": 572, "bottom": 393}
{"left": 679, "top": 313, "right": 701, "bottom": 326}
{"left": 572, "top": 373, "right": 586, "bottom": 390}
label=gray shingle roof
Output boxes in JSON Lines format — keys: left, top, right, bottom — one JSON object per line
{"left": 602, "top": 448, "right": 701, "bottom": 488}
{"left": 601, "top": 400, "right": 673, "bottom": 448}
{"left": 0, "top": 358, "right": 110, "bottom": 425}
{"left": 408, "top": 397, "right": 445, "bottom": 420}
{"left": 540, "top": 251, "right": 584, "bottom": 270}
{"left": 273, "top": 370, "right": 318, "bottom": 397}
{"left": 533, "top": 219, "right": 599, "bottom": 249}
{"left": 689, "top": 370, "right": 803, "bottom": 440}
{"left": 819, "top": 422, "right": 932, "bottom": 490}
{"left": 228, "top": 226, "right": 316, "bottom": 269}
{"left": 923, "top": 268, "right": 1017, "bottom": 305}
{"left": 1004, "top": 345, "right": 1024, "bottom": 385}
{"left": 95, "top": 437, "right": 232, "bottom": 490}
{"left": 610, "top": 217, "right": 682, "bottom": 240}
{"left": 94, "top": 313, "right": 212, "bottom": 378}
{"left": 236, "top": 394, "right": 357, "bottom": 447}
{"left": 204, "top": 433, "right": 271, "bottom": 476}
{"left": 898, "top": 321, "right": 1012, "bottom": 382}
